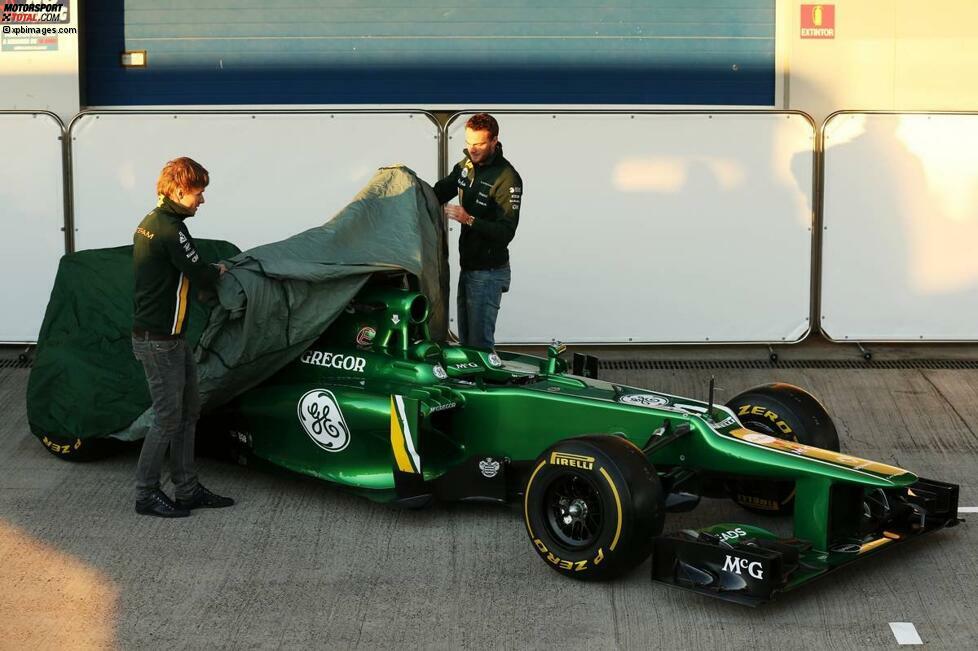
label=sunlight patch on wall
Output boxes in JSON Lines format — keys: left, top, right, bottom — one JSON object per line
{"left": 897, "top": 115, "right": 978, "bottom": 224}
{"left": 613, "top": 157, "right": 746, "bottom": 193}
{"left": 897, "top": 114, "right": 978, "bottom": 294}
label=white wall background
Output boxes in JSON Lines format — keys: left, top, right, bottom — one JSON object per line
{"left": 0, "top": 112, "right": 65, "bottom": 342}
{"left": 445, "top": 112, "right": 816, "bottom": 344}
{"left": 70, "top": 111, "right": 440, "bottom": 252}
{"left": 821, "top": 112, "right": 978, "bottom": 341}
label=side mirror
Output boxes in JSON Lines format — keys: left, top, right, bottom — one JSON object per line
{"left": 543, "top": 340, "right": 566, "bottom": 375}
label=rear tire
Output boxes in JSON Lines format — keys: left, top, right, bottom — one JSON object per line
{"left": 523, "top": 435, "right": 665, "bottom": 581}
{"left": 725, "top": 383, "right": 840, "bottom": 515}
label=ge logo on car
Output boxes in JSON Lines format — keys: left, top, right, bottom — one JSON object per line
{"left": 297, "top": 389, "right": 351, "bottom": 452}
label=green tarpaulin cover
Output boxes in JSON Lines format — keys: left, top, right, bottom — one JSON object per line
{"left": 28, "top": 166, "right": 448, "bottom": 443}
{"left": 27, "top": 240, "right": 240, "bottom": 443}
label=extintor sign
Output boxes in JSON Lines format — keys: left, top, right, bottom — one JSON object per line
{"left": 800, "top": 4, "right": 835, "bottom": 39}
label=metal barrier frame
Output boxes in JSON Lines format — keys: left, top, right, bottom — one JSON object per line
{"left": 17, "top": 106, "right": 944, "bottom": 346}
{"left": 819, "top": 110, "right": 978, "bottom": 344}
{"left": 444, "top": 109, "right": 819, "bottom": 346}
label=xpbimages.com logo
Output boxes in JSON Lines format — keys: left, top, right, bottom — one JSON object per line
{"left": 1, "top": 2, "right": 69, "bottom": 24}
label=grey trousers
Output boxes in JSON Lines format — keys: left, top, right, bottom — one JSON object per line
{"left": 132, "top": 334, "right": 201, "bottom": 501}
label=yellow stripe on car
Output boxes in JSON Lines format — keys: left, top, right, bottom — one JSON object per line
{"left": 729, "top": 428, "right": 910, "bottom": 478}
{"left": 859, "top": 537, "right": 894, "bottom": 554}
{"left": 389, "top": 397, "right": 416, "bottom": 473}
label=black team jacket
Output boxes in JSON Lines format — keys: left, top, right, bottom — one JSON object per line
{"left": 132, "top": 196, "right": 220, "bottom": 336}
{"left": 434, "top": 144, "right": 523, "bottom": 271}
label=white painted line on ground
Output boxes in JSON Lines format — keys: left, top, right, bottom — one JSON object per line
{"left": 889, "top": 622, "right": 922, "bottom": 645}
{"left": 890, "top": 622, "right": 923, "bottom": 644}
{"left": 958, "top": 506, "right": 978, "bottom": 513}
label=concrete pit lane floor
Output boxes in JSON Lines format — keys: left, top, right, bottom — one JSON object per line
{"left": 1, "top": 340, "right": 977, "bottom": 649}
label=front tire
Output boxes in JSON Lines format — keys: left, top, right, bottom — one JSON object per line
{"left": 725, "top": 383, "right": 840, "bottom": 514}
{"left": 523, "top": 435, "right": 665, "bottom": 581}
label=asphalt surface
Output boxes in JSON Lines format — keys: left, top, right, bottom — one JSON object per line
{"left": 2, "top": 348, "right": 977, "bottom": 650}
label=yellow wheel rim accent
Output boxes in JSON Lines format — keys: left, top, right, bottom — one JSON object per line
{"left": 523, "top": 459, "right": 548, "bottom": 539}
{"left": 599, "top": 467, "right": 623, "bottom": 551}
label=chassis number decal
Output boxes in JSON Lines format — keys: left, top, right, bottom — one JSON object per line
{"left": 297, "top": 389, "right": 351, "bottom": 452}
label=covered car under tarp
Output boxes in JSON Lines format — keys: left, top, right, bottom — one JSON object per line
{"left": 28, "top": 165, "right": 449, "bottom": 452}
{"left": 26, "top": 239, "right": 241, "bottom": 455}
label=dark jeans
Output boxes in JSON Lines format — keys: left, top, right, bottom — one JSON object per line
{"left": 457, "top": 265, "right": 511, "bottom": 350}
{"left": 132, "top": 335, "right": 201, "bottom": 501}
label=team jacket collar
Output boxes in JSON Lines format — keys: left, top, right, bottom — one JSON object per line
{"left": 462, "top": 142, "right": 504, "bottom": 168}
{"left": 156, "top": 194, "right": 195, "bottom": 219}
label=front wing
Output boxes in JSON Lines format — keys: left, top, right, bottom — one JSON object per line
{"left": 650, "top": 477, "right": 961, "bottom": 606}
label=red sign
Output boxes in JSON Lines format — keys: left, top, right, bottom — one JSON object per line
{"left": 801, "top": 4, "right": 835, "bottom": 39}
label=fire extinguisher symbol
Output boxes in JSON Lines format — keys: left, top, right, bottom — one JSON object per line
{"left": 813, "top": 5, "right": 823, "bottom": 27}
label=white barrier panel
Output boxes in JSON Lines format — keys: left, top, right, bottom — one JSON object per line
{"left": 70, "top": 112, "right": 439, "bottom": 252}
{"left": 0, "top": 112, "right": 65, "bottom": 343}
{"left": 822, "top": 113, "right": 978, "bottom": 341}
{"left": 445, "top": 112, "right": 815, "bottom": 344}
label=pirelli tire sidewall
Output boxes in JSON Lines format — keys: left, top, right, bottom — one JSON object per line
{"left": 725, "top": 383, "right": 841, "bottom": 515}
{"left": 36, "top": 432, "right": 118, "bottom": 462}
{"left": 523, "top": 435, "right": 665, "bottom": 581}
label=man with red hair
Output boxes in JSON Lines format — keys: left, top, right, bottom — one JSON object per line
{"left": 435, "top": 113, "right": 523, "bottom": 350}
{"left": 131, "top": 157, "right": 233, "bottom": 517}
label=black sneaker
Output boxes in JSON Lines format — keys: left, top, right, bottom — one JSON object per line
{"left": 175, "top": 485, "right": 235, "bottom": 510}
{"left": 135, "top": 489, "right": 191, "bottom": 518}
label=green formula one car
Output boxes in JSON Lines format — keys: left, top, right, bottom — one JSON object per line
{"left": 199, "top": 278, "right": 959, "bottom": 606}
